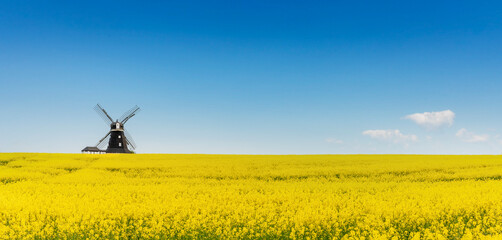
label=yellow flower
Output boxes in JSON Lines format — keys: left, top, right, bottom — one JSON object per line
{"left": 1, "top": 153, "right": 502, "bottom": 239}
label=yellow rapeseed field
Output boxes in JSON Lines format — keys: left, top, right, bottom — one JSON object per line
{"left": 1, "top": 153, "right": 502, "bottom": 239}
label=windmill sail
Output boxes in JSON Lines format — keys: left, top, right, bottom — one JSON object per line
{"left": 124, "top": 129, "right": 137, "bottom": 150}
{"left": 94, "top": 104, "right": 114, "bottom": 124}
{"left": 120, "top": 106, "right": 140, "bottom": 124}
{"left": 96, "top": 133, "right": 111, "bottom": 150}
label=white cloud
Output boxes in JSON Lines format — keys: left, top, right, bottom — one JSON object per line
{"left": 325, "top": 138, "right": 343, "bottom": 144}
{"left": 456, "top": 128, "right": 489, "bottom": 143}
{"left": 404, "top": 110, "right": 455, "bottom": 129}
{"left": 362, "top": 129, "right": 418, "bottom": 143}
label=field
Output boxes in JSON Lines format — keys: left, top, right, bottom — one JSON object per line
{"left": 1, "top": 154, "right": 502, "bottom": 239}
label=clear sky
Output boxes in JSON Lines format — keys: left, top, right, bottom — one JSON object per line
{"left": 1, "top": 1, "right": 502, "bottom": 154}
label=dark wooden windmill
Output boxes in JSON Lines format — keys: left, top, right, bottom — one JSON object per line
{"left": 82, "top": 104, "right": 140, "bottom": 154}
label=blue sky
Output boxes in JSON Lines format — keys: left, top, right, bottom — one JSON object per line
{"left": 1, "top": 1, "right": 502, "bottom": 154}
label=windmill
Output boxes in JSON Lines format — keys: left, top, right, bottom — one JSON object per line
{"left": 82, "top": 104, "right": 140, "bottom": 154}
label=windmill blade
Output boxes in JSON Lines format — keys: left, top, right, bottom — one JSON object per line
{"left": 120, "top": 105, "right": 140, "bottom": 124}
{"left": 95, "top": 131, "right": 111, "bottom": 149}
{"left": 94, "top": 104, "right": 114, "bottom": 124}
{"left": 119, "top": 105, "right": 134, "bottom": 118}
{"left": 124, "top": 129, "right": 137, "bottom": 150}
{"left": 118, "top": 105, "right": 138, "bottom": 122}
{"left": 125, "top": 138, "right": 135, "bottom": 150}
{"left": 97, "top": 135, "right": 110, "bottom": 150}
{"left": 124, "top": 129, "right": 137, "bottom": 149}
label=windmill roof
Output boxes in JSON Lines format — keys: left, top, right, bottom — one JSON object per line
{"left": 81, "top": 146, "right": 105, "bottom": 152}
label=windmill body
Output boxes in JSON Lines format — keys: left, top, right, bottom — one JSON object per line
{"left": 107, "top": 121, "right": 130, "bottom": 153}
{"left": 82, "top": 104, "right": 140, "bottom": 154}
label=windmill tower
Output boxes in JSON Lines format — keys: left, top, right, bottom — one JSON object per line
{"left": 82, "top": 104, "right": 140, "bottom": 154}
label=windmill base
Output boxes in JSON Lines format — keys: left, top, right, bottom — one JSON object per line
{"left": 106, "top": 148, "right": 132, "bottom": 154}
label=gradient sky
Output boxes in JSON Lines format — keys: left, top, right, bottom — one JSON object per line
{"left": 2, "top": 1, "right": 502, "bottom": 154}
